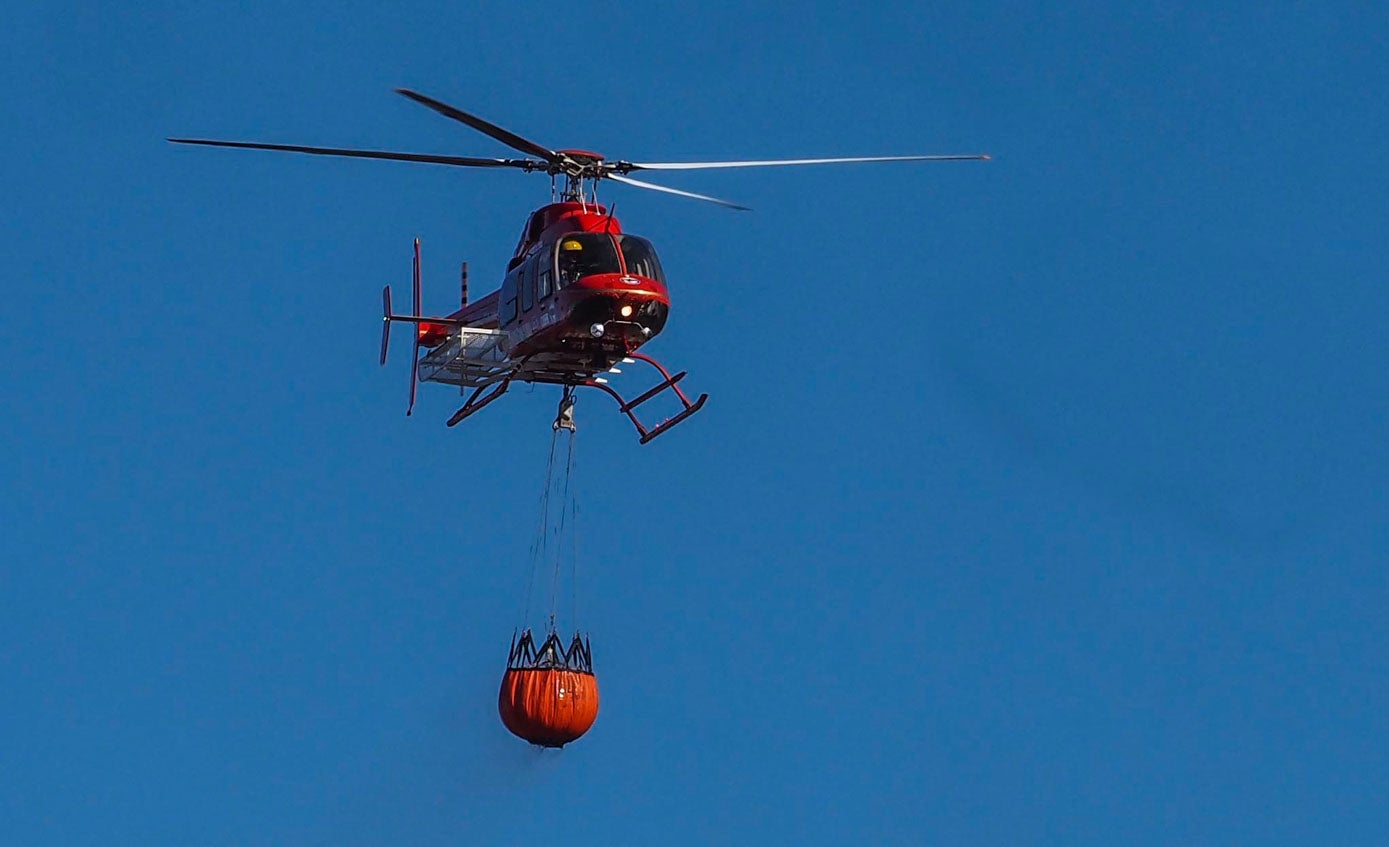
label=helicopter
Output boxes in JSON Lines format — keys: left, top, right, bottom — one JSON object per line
{"left": 170, "top": 89, "right": 988, "bottom": 443}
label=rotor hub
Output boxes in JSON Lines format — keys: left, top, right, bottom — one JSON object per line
{"left": 555, "top": 149, "right": 607, "bottom": 179}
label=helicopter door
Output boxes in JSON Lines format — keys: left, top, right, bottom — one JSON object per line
{"left": 520, "top": 260, "right": 533, "bottom": 314}
{"left": 500, "top": 269, "right": 518, "bottom": 325}
{"left": 536, "top": 252, "right": 553, "bottom": 302}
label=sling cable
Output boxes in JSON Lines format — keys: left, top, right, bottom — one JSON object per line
{"left": 499, "top": 386, "right": 598, "bottom": 748}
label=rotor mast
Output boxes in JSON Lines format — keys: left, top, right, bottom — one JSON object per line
{"left": 560, "top": 174, "right": 602, "bottom": 206}
{"left": 551, "top": 151, "right": 606, "bottom": 206}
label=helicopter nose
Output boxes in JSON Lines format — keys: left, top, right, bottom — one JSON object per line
{"left": 570, "top": 293, "right": 669, "bottom": 338}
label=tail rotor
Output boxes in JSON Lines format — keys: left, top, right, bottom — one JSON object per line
{"left": 379, "top": 238, "right": 425, "bottom": 416}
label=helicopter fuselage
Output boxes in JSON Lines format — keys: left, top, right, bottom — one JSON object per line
{"left": 423, "top": 202, "right": 671, "bottom": 377}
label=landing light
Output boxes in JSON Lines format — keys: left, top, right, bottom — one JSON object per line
{"left": 619, "top": 304, "right": 634, "bottom": 318}
{"left": 589, "top": 323, "right": 605, "bottom": 338}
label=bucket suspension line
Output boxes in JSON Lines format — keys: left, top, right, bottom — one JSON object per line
{"left": 501, "top": 389, "right": 597, "bottom": 750}
{"left": 549, "top": 424, "right": 578, "bottom": 629}
{"left": 522, "top": 388, "right": 583, "bottom": 633}
{"left": 521, "top": 430, "right": 560, "bottom": 625}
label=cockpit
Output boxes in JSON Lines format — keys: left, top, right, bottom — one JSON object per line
{"left": 556, "top": 233, "right": 665, "bottom": 287}
{"left": 499, "top": 231, "right": 669, "bottom": 327}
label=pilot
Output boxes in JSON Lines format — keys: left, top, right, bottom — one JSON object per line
{"left": 559, "top": 238, "right": 585, "bottom": 286}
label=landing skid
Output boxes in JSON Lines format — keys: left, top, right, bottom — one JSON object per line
{"left": 445, "top": 353, "right": 705, "bottom": 443}
{"left": 446, "top": 378, "right": 512, "bottom": 427}
{"left": 582, "top": 352, "right": 708, "bottom": 444}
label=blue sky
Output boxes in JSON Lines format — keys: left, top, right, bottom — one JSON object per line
{"left": 4, "top": 2, "right": 1387, "bottom": 844}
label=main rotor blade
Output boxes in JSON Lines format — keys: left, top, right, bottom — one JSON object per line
{"left": 621, "top": 154, "right": 990, "bottom": 171}
{"left": 168, "top": 138, "right": 543, "bottom": 169}
{"left": 395, "top": 89, "right": 558, "bottom": 163}
{"left": 607, "top": 173, "right": 751, "bottom": 211}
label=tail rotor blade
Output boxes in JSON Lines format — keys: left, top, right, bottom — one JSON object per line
{"left": 407, "top": 352, "right": 419, "bottom": 416}
{"left": 380, "top": 285, "right": 392, "bottom": 366}
{"left": 412, "top": 239, "right": 422, "bottom": 317}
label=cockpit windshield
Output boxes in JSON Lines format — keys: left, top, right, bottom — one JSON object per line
{"left": 556, "top": 234, "right": 621, "bottom": 287}
{"left": 616, "top": 235, "right": 665, "bottom": 283}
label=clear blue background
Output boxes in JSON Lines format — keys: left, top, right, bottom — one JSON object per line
{"left": 4, "top": 2, "right": 1386, "bottom": 844}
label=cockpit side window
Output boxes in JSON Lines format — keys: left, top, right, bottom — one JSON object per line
{"left": 537, "top": 255, "right": 552, "bottom": 301}
{"left": 500, "top": 271, "right": 518, "bottom": 325}
{"left": 616, "top": 235, "right": 665, "bottom": 283}
{"left": 520, "top": 257, "right": 533, "bottom": 312}
{"left": 556, "top": 234, "right": 621, "bottom": 288}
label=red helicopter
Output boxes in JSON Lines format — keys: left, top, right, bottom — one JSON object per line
{"left": 171, "top": 89, "right": 988, "bottom": 443}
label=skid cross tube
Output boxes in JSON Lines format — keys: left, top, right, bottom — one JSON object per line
{"left": 626, "top": 352, "right": 702, "bottom": 407}
{"left": 619, "top": 371, "right": 686, "bottom": 414}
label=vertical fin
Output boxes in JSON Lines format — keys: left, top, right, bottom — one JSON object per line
{"left": 407, "top": 238, "right": 422, "bottom": 416}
